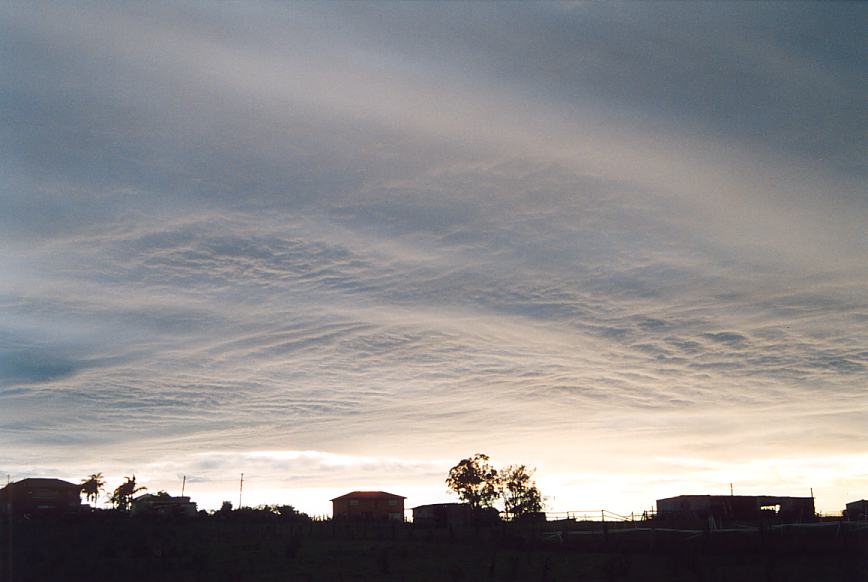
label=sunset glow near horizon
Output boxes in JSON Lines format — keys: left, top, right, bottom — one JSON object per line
{"left": 1, "top": 2, "right": 866, "bottom": 517}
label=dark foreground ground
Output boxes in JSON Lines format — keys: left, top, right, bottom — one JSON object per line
{"left": 2, "top": 514, "right": 867, "bottom": 582}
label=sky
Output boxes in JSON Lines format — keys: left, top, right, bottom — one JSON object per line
{"left": 1, "top": 1, "right": 866, "bottom": 516}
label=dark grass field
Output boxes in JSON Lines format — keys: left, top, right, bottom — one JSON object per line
{"left": 2, "top": 514, "right": 867, "bottom": 581}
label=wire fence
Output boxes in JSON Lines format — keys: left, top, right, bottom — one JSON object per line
{"left": 541, "top": 509, "right": 654, "bottom": 522}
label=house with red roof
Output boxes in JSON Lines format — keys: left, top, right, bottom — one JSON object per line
{"left": 331, "top": 491, "right": 405, "bottom": 521}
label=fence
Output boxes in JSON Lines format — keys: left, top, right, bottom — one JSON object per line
{"left": 542, "top": 509, "right": 654, "bottom": 523}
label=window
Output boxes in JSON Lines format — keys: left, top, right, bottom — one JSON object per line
{"left": 760, "top": 504, "right": 780, "bottom": 514}
{"left": 349, "top": 499, "right": 359, "bottom": 506}
{"left": 388, "top": 499, "right": 397, "bottom": 507}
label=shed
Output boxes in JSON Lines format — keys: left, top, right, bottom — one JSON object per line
{"left": 412, "top": 503, "right": 472, "bottom": 527}
{"left": 656, "top": 494, "right": 815, "bottom": 524}
{"left": 845, "top": 499, "right": 868, "bottom": 521}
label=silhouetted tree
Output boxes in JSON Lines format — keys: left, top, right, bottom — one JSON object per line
{"left": 109, "top": 475, "right": 146, "bottom": 511}
{"left": 446, "top": 453, "right": 499, "bottom": 510}
{"left": 499, "top": 464, "right": 543, "bottom": 517}
{"left": 80, "top": 472, "right": 105, "bottom": 506}
{"left": 261, "top": 504, "right": 311, "bottom": 521}
{"left": 225, "top": 504, "right": 314, "bottom": 522}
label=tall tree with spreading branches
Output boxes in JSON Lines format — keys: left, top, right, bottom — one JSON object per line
{"left": 445, "top": 453, "right": 500, "bottom": 510}
{"left": 499, "top": 464, "right": 543, "bottom": 517}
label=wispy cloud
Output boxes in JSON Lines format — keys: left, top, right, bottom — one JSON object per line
{"left": 1, "top": 1, "right": 865, "bottom": 513}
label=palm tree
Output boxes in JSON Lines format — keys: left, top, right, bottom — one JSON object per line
{"left": 80, "top": 473, "right": 106, "bottom": 507}
{"left": 109, "top": 475, "right": 147, "bottom": 511}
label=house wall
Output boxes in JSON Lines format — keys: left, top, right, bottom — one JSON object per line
{"left": 0, "top": 481, "right": 82, "bottom": 515}
{"left": 332, "top": 497, "right": 404, "bottom": 520}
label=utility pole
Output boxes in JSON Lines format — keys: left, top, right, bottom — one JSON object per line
{"left": 239, "top": 473, "right": 244, "bottom": 508}
{"left": 181, "top": 475, "right": 186, "bottom": 497}
{"left": 7, "top": 474, "right": 13, "bottom": 582}
{"left": 730, "top": 483, "right": 733, "bottom": 496}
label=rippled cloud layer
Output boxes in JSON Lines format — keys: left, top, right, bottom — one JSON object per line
{"left": 1, "top": 1, "right": 866, "bottom": 513}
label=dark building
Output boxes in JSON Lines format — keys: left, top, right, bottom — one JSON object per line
{"left": 845, "top": 499, "right": 868, "bottom": 521}
{"left": 412, "top": 503, "right": 472, "bottom": 527}
{"left": 132, "top": 493, "right": 198, "bottom": 517}
{"left": 331, "top": 491, "right": 405, "bottom": 521}
{"left": 656, "top": 494, "right": 815, "bottom": 524}
{"left": 0, "top": 478, "right": 82, "bottom": 516}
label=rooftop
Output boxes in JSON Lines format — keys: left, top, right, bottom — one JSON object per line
{"left": 2, "top": 478, "right": 80, "bottom": 490}
{"left": 658, "top": 494, "right": 814, "bottom": 501}
{"left": 412, "top": 502, "right": 468, "bottom": 510}
{"left": 331, "top": 491, "right": 406, "bottom": 501}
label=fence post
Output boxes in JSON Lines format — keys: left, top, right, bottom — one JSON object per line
{"left": 602, "top": 510, "right": 609, "bottom": 548}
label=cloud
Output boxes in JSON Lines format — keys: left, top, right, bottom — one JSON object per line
{"left": 0, "top": 349, "right": 79, "bottom": 384}
{"left": 0, "top": 1, "right": 866, "bottom": 514}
